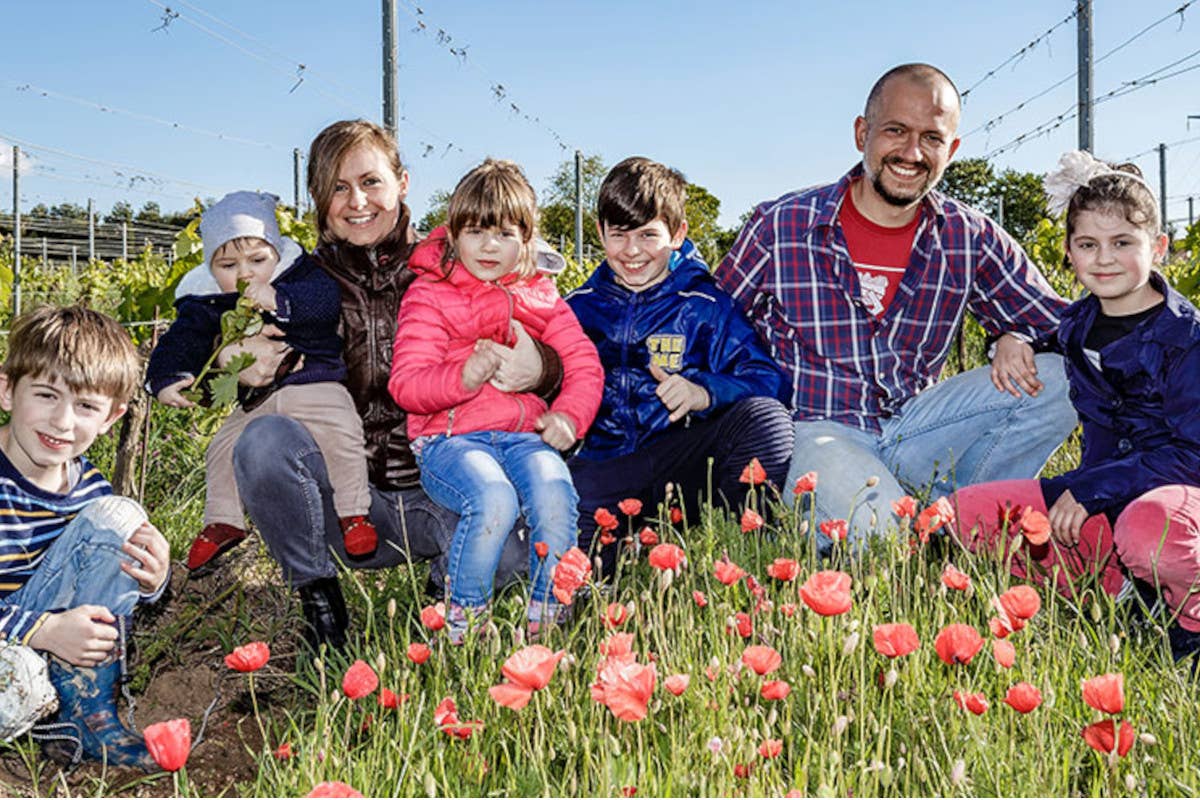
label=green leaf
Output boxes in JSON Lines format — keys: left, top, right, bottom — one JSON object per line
{"left": 208, "top": 371, "right": 242, "bottom": 408}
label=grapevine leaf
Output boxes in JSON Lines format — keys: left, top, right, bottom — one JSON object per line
{"left": 208, "top": 372, "right": 242, "bottom": 408}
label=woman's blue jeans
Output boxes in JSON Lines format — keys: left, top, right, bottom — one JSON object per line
{"left": 416, "top": 431, "right": 578, "bottom": 607}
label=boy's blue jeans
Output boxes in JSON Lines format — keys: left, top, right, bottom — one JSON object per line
{"left": 416, "top": 431, "right": 578, "bottom": 607}
{"left": 5, "top": 496, "right": 144, "bottom": 624}
{"left": 786, "top": 354, "right": 1078, "bottom": 555}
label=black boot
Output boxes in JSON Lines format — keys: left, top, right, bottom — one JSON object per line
{"left": 33, "top": 617, "right": 156, "bottom": 772}
{"left": 299, "top": 576, "right": 349, "bottom": 651}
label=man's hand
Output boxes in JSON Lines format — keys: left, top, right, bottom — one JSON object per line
{"left": 28, "top": 605, "right": 117, "bottom": 666}
{"left": 157, "top": 377, "right": 196, "bottom": 409}
{"left": 462, "top": 342, "right": 502, "bottom": 391}
{"left": 536, "top": 411, "right": 577, "bottom": 450}
{"left": 488, "top": 320, "right": 545, "bottom": 393}
{"left": 648, "top": 363, "right": 710, "bottom": 423}
{"left": 1047, "top": 489, "right": 1089, "bottom": 547}
{"left": 218, "top": 324, "right": 297, "bottom": 387}
{"left": 991, "top": 333, "right": 1043, "bottom": 398}
{"left": 121, "top": 521, "right": 170, "bottom": 595}
{"left": 242, "top": 282, "right": 278, "bottom": 313}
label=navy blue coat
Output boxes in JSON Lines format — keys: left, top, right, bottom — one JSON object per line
{"left": 1040, "top": 272, "right": 1200, "bottom": 518}
{"left": 566, "top": 239, "right": 788, "bottom": 461}
{"left": 146, "top": 243, "right": 346, "bottom": 405}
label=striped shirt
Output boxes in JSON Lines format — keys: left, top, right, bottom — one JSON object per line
{"left": 715, "top": 164, "right": 1067, "bottom": 433}
{"left": 0, "top": 447, "right": 113, "bottom": 644}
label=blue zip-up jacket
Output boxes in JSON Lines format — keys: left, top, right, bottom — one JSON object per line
{"left": 567, "top": 239, "right": 788, "bottom": 461}
{"left": 146, "top": 239, "right": 346, "bottom": 406}
{"left": 1040, "top": 272, "right": 1200, "bottom": 519}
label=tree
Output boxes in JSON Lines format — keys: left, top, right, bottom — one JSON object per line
{"left": 48, "top": 202, "right": 87, "bottom": 220}
{"left": 540, "top": 153, "right": 607, "bottom": 261}
{"left": 417, "top": 189, "right": 451, "bottom": 233}
{"left": 684, "top": 183, "right": 724, "bottom": 267}
{"left": 939, "top": 158, "right": 995, "bottom": 211}
{"left": 135, "top": 201, "right": 162, "bottom": 223}
{"left": 106, "top": 201, "right": 134, "bottom": 224}
{"left": 939, "top": 158, "right": 1047, "bottom": 242}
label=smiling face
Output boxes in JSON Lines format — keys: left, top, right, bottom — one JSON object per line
{"left": 854, "top": 73, "right": 961, "bottom": 220}
{"left": 326, "top": 143, "right": 409, "bottom": 247}
{"left": 599, "top": 218, "right": 687, "bottom": 293}
{"left": 1067, "top": 208, "right": 1167, "bottom": 316}
{"left": 210, "top": 238, "right": 279, "bottom": 293}
{"left": 0, "top": 372, "right": 124, "bottom": 492}
{"left": 454, "top": 222, "right": 525, "bottom": 282}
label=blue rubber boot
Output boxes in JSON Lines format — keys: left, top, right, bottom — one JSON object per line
{"left": 33, "top": 618, "right": 156, "bottom": 771}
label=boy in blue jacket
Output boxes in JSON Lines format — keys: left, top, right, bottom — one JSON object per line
{"left": 567, "top": 157, "right": 793, "bottom": 573}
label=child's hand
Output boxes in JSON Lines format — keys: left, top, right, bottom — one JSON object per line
{"left": 28, "top": 605, "right": 117, "bottom": 666}
{"left": 488, "top": 320, "right": 544, "bottom": 393}
{"left": 242, "top": 282, "right": 278, "bottom": 312}
{"left": 218, "top": 324, "right": 297, "bottom": 387}
{"left": 1047, "top": 489, "right": 1088, "bottom": 546}
{"left": 157, "top": 377, "right": 196, "bottom": 409}
{"left": 990, "top": 334, "right": 1042, "bottom": 398}
{"left": 462, "top": 341, "right": 502, "bottom": 391}
{"left": 536, "top": 411, "right": 577, "bottom": 450}
{"left": 648, "top": 363, "right": 710, "bottom": 423}
{"left": 121, "top": 522, "right": 170, "bottom": 595}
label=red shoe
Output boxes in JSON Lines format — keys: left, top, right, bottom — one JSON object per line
{"left": 186, "top": 523, "right": 248, "bottom": 572}
{"left": 340, "top": 515, "right": 378, "bottom": 558}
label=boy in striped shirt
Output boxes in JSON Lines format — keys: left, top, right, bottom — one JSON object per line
{"left": 0, "top": 306, "right": 168, "bottom": 770}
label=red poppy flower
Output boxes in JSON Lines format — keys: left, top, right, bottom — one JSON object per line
{"left": 378, "top": 688, "right": 408, "bottom": 709}
{"left": 741, "top": 645, "right": 783, "bottom": 676}
{"left": 734, "top": 763, "right": 752, "bottom": 779}
{"left": 1003, "top": 682, "right": 1042, "bottom": 713}
{"left": 591, "top": 659, "right": 656, "bottom": 722}
{"left": 306, "top": 781, "right": 364, "bottom": 798}
{"left": 988, "top": 615, "right": 1024, "bottom": 639}
{"left": 941, "top": 564, "right": 971, "bottom": 591}
{"left": 434, "top": 697, "right": 483, "bottom": 739}
{"left": 1081, "top": 673, "right": 1124, "bottom": 714}
{"left": 618, "top": 498, "right": 643, "bottom": 516}
{"left": 600, "top": 632, "right": 635, "bottom": 658}
{"left": 779, "top": 602, "right": 797, "bottom": 617}
{"left": 670, "top": 507, "right": 684, "bottom": 524}
{"left": 647, "top": 543, "right": 685, "bottom": 571}
{"left": 739, "top": 458, "right": 767, "bottom": 485}
{"left": 761, "top": 680, "right": 791, "bottom": 701}
{"left": 799, "top": 570, "right": 853, "bottom": 616}
{"left": 603, "top": 602, "right": 629, "bottom": 628}
{"left": 713, "top": 558, "right": 747, "bottom": 586}
{"left": 766, "top": 558, "right": 800, "bottom": 582}
{"left": 341, "top": 660, "right": 379, "bottom": 700}
{"left": 1019, "top": 507, "right": 1051, "bottom": 546}
{"left": 638, "top": 526, "right": 659, "bottom": 546}
{"left": 891, "top": 495, "right": 917, "bottom": 518}
{"left": 1082, "top": 719, "right": 1135, "bottom": 757}
{"left": 224, "top": 641, "right": 270, "bottom": 672}
{"left": 622, "top": 787, "right": 637, "bottom": 797}
{"left": 740, "top": 509, "right": 765, "bottom": 533}
{"left": 489, "top": 645, "right": 564, "bottom": 710}
{"left": 915, "top": 497, "right": 955, "bottom": 543}
{"left": 758, "top": 738, "right": 783, "bottom": 759}
{"left": 406, "top": 642, "right": 431, "bottom": 664}
{"left": 993, "top": 639, "right": 1016, "bottom": 669}
{"left": 594, "top": 507, "right": 619, "bottom": 531}
{"left": 144, "top": 718, "right": 191, "bottom": 772}
{"left": 953, "top": 690, "right": 989, "bottom": 715}
{"left": 663, "top": 673, "right": 690, "bottom": 696}
{"left": 872, "top": 623, "right": 920, "bottom": 658}
{"left": 693, "top": 590, "right": 708, "bottom": 608}
{"left": 793, "top": 471, "right": 818, "bottom": 494}
{"left": 733, "top": 612, "right": 754, "bottom": 638}
{"left": 998, "top": 585, "right": 1041, "bottom": 621}
{"left": 819, "top": 518, "right": 848, "bottom": 542}
{"left": 552, "top": 546, "right": 592, "bottom": 605}
{"left": 534, "top": 541, "right": 549, "bottom": 559}
{"left": 599, "top": 530, "right": 617, "bottom": 546}
{"left": 934, "top": 624, "right": 984, "bottom": 665}
{"left": 274, "top": 742, "right": 294, "bottom": 760}
{"left": 420, "top": 603, "right": 446, "bottom": 631}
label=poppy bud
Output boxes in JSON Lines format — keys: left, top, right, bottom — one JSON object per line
{"left": 842, "top": 631, "right": 860, "bottom": 655}
{"left": 865, "top": 475, "right": 880, "bottom": 488}
{"left": 387, "top": 598, "right": 397, "bottom": 619}
{"left": 1125, "top": 775, "right": 1137, "bottom": 793}
{"left": 802, "top": 664, "right": 817, "bottom": 679}
{"left": 884, "top": 668, "right": 898, "bottom": 688}
{"left": 950, "top": 759, "right": 966, "bottom": 787}
{"left": 832, "top": 715, "right": 849, "bottom": 736}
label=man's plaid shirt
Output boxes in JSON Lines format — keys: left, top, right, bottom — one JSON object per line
{"left": 715, "top": 164, "right": 1066, "bottom": 433}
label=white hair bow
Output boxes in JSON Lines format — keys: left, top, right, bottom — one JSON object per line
{"left": 1043, "top": 150, "right": 1152, "bottom": 216}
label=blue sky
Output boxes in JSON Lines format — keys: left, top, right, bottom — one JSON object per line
{"left": 2, "top": 0, "right": 1199, "bottom": 231}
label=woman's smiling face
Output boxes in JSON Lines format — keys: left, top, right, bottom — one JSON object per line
{"left": 326, "top": 143, "right": 409, "bottom": 247}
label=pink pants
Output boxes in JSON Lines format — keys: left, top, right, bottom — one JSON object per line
{"left": 952, "top": 480, "right": 1200, "bottom": 633}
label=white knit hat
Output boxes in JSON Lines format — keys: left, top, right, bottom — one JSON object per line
{"left": 200, "top": 191, "right": 283, "bottom": 268}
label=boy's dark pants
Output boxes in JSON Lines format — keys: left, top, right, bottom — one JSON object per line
{"left": 569, "top": 397, "right": 793, "bottom": 576}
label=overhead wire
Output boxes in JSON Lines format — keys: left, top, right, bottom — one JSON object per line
{"left": 960, "top": 7, "right": 1079, "bottom": 101}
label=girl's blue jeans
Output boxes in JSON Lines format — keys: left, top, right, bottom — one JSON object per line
{"left": 416, "top": 431, "right": 578, "bottom": 607}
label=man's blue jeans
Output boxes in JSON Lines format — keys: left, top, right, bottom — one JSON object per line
{"left": 5, "top": 496, "right": 145, "bottom": 624}
{"left": 416, "top": 431, "right": 578, "bottom": 607}
{"left": 786, "top": 354, "right": 1077, "bottom": 554}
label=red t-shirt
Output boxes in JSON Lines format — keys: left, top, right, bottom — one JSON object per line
{"left": 838, "top": 181, "right": 919, "bottom": 317}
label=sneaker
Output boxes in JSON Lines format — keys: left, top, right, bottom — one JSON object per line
{"left": 340, "top": 515, "right": 378, "bottom": 559}
{"left": 446, "top": 602, "right": 488, "bottom": 646}
{"left": 527, "top": 599, "right": 570, "bottom": 643}
{"left": 186, "top": 523, "right": 248, "bottom": 573}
